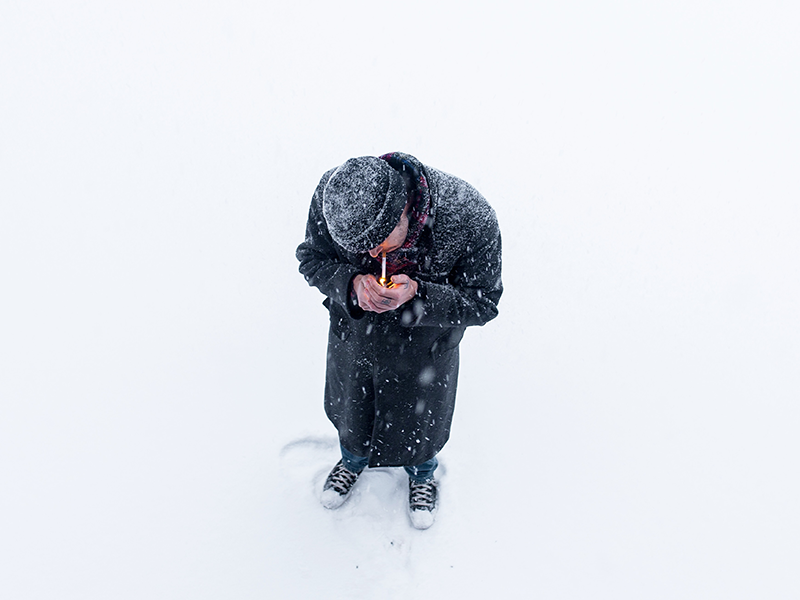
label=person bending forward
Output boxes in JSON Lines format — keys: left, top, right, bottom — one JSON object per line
{"left": 296, "top": 152, "right": 502, "bottom": 529}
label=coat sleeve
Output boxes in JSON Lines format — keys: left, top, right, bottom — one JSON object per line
{"left": 296, "top": 173, "right": 365, "bottom": 316}
{"left": 400, "top": 212, "right": 503, "bottom": 329}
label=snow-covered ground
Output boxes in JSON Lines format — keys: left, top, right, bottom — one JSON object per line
{"left": 2, "top": 2, "right": 798, "bottom": 598}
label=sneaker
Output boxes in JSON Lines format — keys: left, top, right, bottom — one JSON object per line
{"left": 408, "top": 479, "right": 438, "bottom": 529}
{"left": 320, "top": 460, "right": 361, "bottom": 509}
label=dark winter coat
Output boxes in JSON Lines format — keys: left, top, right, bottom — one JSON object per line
{"left": 297, "top": 157, "right": 502, "bottom": 467}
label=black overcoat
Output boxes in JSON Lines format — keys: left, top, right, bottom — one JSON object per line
{"left": 297, "top": 158, "right": 502, "bottom": 467}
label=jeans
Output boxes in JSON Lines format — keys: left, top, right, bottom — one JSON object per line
{"left": 340, "top": 444, "right": 438, "bottom": 483}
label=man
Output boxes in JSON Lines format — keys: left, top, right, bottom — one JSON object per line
{"left": 296, "top": 152, "right": 502, "bottom": 529}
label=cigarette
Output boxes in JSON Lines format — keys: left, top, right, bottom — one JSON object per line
{"left": 379, "top": 252, "right": 390, "bottom": 287}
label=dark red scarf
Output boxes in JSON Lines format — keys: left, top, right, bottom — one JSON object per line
{"left": 377, "top": 152, "right": 431, "bottom": 278}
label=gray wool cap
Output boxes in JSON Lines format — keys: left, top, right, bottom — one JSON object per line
{"left": 322, "top": 156, "right": 407, "bottom": 254}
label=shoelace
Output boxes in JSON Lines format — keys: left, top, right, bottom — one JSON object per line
{"left": 409, "top": 481, "right": 436, "bottom": 510}
{"left": 328, "top": 463, "right": 359, "bottom": 495}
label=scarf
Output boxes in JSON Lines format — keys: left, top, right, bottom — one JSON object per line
{"left": 377, "top": 152, "right": 432, "bottom": 278}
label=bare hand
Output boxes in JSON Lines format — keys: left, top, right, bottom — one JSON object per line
{"left": 353, "top": 274, "right": 418, "bottom": 313}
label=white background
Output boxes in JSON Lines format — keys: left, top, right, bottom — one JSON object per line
{"left": 1, "top": 1, "right": 798, "bottom": 598}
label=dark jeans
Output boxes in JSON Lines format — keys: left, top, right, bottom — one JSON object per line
{"left": 340, "top": 444, "right": 438, "bottom": 483}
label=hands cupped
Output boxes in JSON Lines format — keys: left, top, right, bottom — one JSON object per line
{"left": 353, "top": 273, "right": 418, "bottom": 313}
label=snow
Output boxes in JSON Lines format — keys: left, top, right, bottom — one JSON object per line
{"left": 1, "top": 2, "right": 799, "bottom": 599}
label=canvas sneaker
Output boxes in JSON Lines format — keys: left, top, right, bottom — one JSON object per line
{"left": 320, "top": 460, "right": 361, "bottom": 509}
{"left": 408, "top": 478, "right": 438, "bottom": 529}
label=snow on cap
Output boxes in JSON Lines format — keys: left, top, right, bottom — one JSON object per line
{"left": 322, "top": 156, "right": 407, "bottom": 254}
